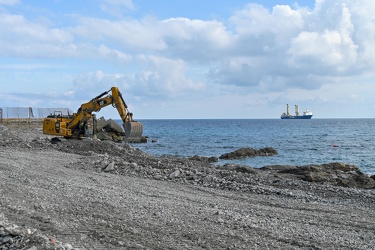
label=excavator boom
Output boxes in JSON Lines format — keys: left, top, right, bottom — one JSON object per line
{"left": 43, "top": 87, "right": 143, "bottom": 142}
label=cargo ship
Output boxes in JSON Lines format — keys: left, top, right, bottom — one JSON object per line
{"left": 281, "top": 104, "right": 313, "bottom": 119}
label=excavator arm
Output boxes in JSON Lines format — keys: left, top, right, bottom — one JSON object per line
{"left": 67, "top": 89, "right": 117, "bottom": 132}
{"left": 43, "top": 87, "right": 143, "bottom": 142}
{"left": 110, "top": 87, "right": 144, "bottom": 142}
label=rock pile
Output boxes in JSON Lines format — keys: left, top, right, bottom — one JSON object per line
{"left": 50, "top": 138, "right": 375, "bottom": 190}
{"left": 0, "top": 223, "right": 74, "bottom": 250}
{"left": 1, "top": 123, "right": 374, "bottom": 190}
{"left": 92, "top": 116, "right": 146, "bottom": 143}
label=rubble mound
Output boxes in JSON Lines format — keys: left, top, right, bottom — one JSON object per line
{"left": 93, "top": 116, "right": 147, "bottom": 143}
{"left": 48, "top": 138, "right": 374, "bottom": 190}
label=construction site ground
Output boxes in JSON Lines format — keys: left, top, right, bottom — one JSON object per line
{"left": 0, "top": 123, "right": 374, "bottom": 249}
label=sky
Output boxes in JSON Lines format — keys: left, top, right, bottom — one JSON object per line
{"left": 0, "top": 0, "right": 375, "bottom": 119}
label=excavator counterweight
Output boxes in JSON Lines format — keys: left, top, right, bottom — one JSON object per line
{"left": 43, "top": 87, "right": 143, "bottom": 142}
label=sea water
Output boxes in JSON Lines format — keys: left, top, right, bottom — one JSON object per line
{"left": 126, "top": 119, "right": 375, "bottom": 175}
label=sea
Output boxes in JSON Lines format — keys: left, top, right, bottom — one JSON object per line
{"left": 123, "top": 119, "right": 375, "bottom": 175}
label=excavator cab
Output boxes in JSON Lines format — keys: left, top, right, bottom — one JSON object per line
{"left": 43, "top": 111, "right": 73, "bottom": 137}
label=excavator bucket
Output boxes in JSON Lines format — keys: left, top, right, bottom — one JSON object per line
{"left": 123, "top": 121, "right": 144, "bottom": 142}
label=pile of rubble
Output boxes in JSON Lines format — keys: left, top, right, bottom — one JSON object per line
{"left": 0, "top": 219, "right": 73, "bottom": 250}
{"left": 91, "top": 116, "right": 146, "bottom": 143}
{"left": 48, "top": 138, "right": 375, "bottom": 190}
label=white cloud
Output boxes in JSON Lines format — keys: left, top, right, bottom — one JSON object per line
{"left": 104, "top": 0, "right": 135, "bottom": 9}
{"left": 209, "top": 0, "right": 375, "bottom": 93}
{"left": 133, "top": 55, "right": 206, "bottom": 96}
{"left": 72, "top": 16, "right": 168, "bottom": 51}
{"left": 287, "top": 29, "right": 357, "bottom": 68}
{"left": 287, "top": 2, "right": 359, "bottom": 74}
{"left": 0, "top": 14, "right": 72, "bottom": 43}
{"left": 73, "top": 70, "right": 118, "bottom": 93}
{"left": 160, "top": 18, "right": 233, "bottom": 61}
{"left": 0, "top": 13, "right": 74, "bottom": 57}
{"left": 0, "top": 0, "right": 18, "bottom": 6}
{"left": 99, "top": 0, "right": 136, "bottom": 18}
{"left": 1, "top": 0, "right": 375, "bottom": 118}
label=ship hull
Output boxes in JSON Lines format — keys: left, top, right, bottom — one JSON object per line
{"left": 281, "top": 115, "right": 313, "bottom": 119}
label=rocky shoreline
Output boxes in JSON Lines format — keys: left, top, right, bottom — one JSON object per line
{"left": 1, "top": 123, "right": 375, "bottom": 249}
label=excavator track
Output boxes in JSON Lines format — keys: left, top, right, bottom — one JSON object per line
{"left": 123, "top": 121, "right": 144, "bottom": 142}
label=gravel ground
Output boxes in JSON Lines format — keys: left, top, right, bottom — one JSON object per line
{"left": 0, "top": 124, "right": 374, "bottom": 250}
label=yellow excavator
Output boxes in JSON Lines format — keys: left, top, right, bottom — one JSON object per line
{"left": 43, "top": 86, "right": 143, "bottom": 142}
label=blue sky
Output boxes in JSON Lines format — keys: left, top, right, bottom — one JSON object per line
{"left": 1, "top": 0, "right": 374, "bottom": 119}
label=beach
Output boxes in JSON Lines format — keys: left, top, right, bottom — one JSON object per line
{"left": 0, "top": 123, "right": 374, "bottom": 249}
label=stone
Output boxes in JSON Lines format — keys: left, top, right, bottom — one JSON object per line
{"left": 129, "top": 162, "right": 138, "bottom": 168}
{"left": 154, "top": 175, "right": 163, "bottom": 180}
{"left": 169, "top": 170, "right": 180, "bottom": 178}
{"left": 99, "top": 160, "right": 109, "bottom": 170}
{"left": 96, "top": 131, "right": 112, "bottom": 141}
{"left": 218, "top": 164, "right": 257, "bottom": 174}
{"left": 188, "top": 155, "right": 218, "bottom": 163}
{"left": 106, "top": 119, "right": 123, "bottom": 133}
{"left": 261, "top": 162, "right": 375, "bottom": 189}
{"left": 96, "top": 116, "right": 107, "bottom": 131}
{"left": 1, "top": 235, "right": 13, "bottom": 243}
{"left": 219, "top": 147, "right": 278, "bottom": 159}
{"left": 103, "top": 162, "right": 116, "bottom": 172}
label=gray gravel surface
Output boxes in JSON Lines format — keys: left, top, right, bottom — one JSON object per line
{"left": 0, "top": 124, "right": 374, "bottom": 249}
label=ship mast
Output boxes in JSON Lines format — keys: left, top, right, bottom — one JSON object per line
{"left": 295, "top": 105, "right": 299, "bottom": 116}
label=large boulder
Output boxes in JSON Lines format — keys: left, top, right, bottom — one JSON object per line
{"left": 261, "top": 162, "right": 375, "bottom": 189}
{"left": 219, "top": 147, "right": 278, "bottom": 160}
{"left": 96, "top": 116, "right": 107, "bottom": 131}
{"left": 106, "top": 119, "right": 123, "bottom": 133}
{"left": 95, "top": 131, "right": 112, "bottom": 141}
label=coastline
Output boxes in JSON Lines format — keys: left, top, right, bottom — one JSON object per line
{"left": 1, "top": 123, "right": 374, "bottom": 249}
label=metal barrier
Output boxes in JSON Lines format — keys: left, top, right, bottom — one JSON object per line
{"left": 0, "top": 107, "right": 73, "bottom": 124}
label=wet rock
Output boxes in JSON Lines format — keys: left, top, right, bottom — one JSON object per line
{"left": 256, "top": 147, "right": 278, "bottom": 156}
{"left": 219, "top": 147, "right": 278, "bottom": 160}
{"left": 261, "top": 162, "right": 375, "bottom": 189}
{"left": 188, "top": 155, "right": 218, "bottom": 163}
